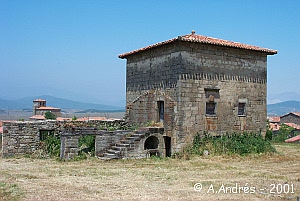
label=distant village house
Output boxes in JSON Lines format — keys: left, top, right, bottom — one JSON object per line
{"left": 268, "top": 112, "right": 300, "bottom": 142}
{"left": 30, "top": 99, "right": 61, "bottom": 120}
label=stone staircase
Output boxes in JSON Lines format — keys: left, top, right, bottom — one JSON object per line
{"left": 102, "top": 131, "right": 146, "bottom": 159}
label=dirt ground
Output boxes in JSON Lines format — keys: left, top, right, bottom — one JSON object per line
{"left": 0, "top": 144, "right": 299, "bottom": 201}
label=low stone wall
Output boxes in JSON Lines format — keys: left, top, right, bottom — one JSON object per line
{"left": 0, "top": 133, "right": 2, "bottom": 154}
{"left": 60, "top": 129, "right": 132, "bottom": 160}
{"left": 1, "top": 120, "right": 131, "bottom": 158}
{"left": 1, "top": 120, "right": 167, "bottom": 160}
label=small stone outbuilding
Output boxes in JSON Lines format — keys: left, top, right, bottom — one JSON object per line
{"left": 119, "top": 31, "right": 277, "bottom": 155}
{"left": 280, "top": 112, "right": 300, "bottom": 125}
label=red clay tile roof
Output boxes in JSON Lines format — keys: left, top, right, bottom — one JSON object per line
{"left": 119, "top": 31, "right": 278, "bottom": 58}
{"left": 292, "top": 112, "right": 300, "bottom": 116}
{"left": 33, "top": 99, "right": 46, "bottom": 102}
{"left": 35, "top": 106, "right": 61, "bottom": 111}
{"left": 30, "top": 115, "right": 46, "bottom": 120}
{"left": 76, "top": 117, "right": 107, "bottom": 121}
{"left": 267, "top": 116, "right": 281, "bottom": 123}
{"left": 281, "top": 112, "right": 300, "bottom": 118}
{"left": 56, "top": 117, "right": 72, "bottom": 121}
{"left": 285, "top": 135, "right": 300, "bottom": 143}
{"left": 283, "top": 123, "right": 300, "bottom": 130}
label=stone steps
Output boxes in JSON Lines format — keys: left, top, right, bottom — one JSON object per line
{"left": 103, "top": 153, "right": 119, "bottom": 159}
{"left": 101, "top": 131, "right": 144, "bottom": 159}
{"left": 106, "top": 149, "right": 121, "bottom": 155}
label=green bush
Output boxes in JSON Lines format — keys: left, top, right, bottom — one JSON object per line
{"left": 272, "top": 124, "right": 294, "bottom": 142}
{"left": 265, "top": 129, "right": 273, "bottom": 141}
{"left": 44, "top": 111, "right": 56, "bottom": 120}
{"left": 44, "top": 134, "right": 61, "bottom": 157}
{"left": 184, "top": 132, "right": 276, "bottom": 157}
{"left": 78, "top": 135, "right": 95, "bottom": 156}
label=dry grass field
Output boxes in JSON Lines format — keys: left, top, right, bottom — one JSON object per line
{"left": 0, "top": 143, "right": 299, "bottom": 201}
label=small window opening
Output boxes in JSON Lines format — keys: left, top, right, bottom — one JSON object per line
{"left": 238, "top": 103, "right": 246, "bottom": 116}
{"left": 157, "top": 101, "right": 164, "bottom": 122}
{"left": 39, "top": 130, "right": 55, "bottom": 141}
{"left": 206, "top": 102, "right": 216, "bottom": 116}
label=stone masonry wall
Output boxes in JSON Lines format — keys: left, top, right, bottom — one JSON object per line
{"left": 126, "top": 42, "right": 181, "bottom": 105}
{"left": 60, "top": 130, "right": 131, "bottom": 160}
{"left": 1, "top": 120, "right": 130, "bottom": 157}
{"left": 174, "top": 78, "right": 266, "bottom": 150}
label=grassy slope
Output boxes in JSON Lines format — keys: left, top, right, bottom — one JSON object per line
{"left": 0, "top": 143, "right": 299, "bottom": 201}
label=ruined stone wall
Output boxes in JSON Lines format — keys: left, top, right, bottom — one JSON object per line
{"left": 60, "top": 130, "right": 131, "bottom": 160}
{"left": 0, "top": 133, "right": 2, "bottom": 153}
{"left": 1, "top": 120, "right": 129, "bottom": 157}
{"left": 2, "top": 121, "right": 58, "bottom": 157}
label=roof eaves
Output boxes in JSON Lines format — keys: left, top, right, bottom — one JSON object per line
{"left": 179, "top": 35, "right": 277, "bottom": 55}
{"left": 118, "top": 37, "right": 178, "bottom": 59}
{"left": 118, "top": 33, "right": 278, "bottom": 59}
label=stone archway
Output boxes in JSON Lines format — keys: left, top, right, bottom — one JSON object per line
{"left": 144, "top": 135, "right": 160, "bottom": 157}
{"left": 144, "top": 135, "right": 159, "bottom": 149}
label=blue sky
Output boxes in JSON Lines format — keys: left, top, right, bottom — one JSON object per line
{"left": 0, "top": 0, "right": 299, "bottom": 106}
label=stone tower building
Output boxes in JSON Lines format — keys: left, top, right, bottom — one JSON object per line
{"left": 32, "top": 99, "right": 61, "bottom": 118}
{"left": 119, "top": 31, "right": 277, "bottom": 154}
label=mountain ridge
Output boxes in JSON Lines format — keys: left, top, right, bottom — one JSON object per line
{"left": 267, "top": 100, "right": 300, "bottom": 116}
{"left": 0, "top": 95, "right": 124, "bottom": 111}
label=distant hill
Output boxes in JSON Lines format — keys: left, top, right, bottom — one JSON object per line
{"left": 268, "top": 92, "right": 300, "bottom": 104}
{"left": 75, "top": 109, "right": 125, "bottom": 113}
{"left": 267, "top": 100, "right": 300, "bottom": 116}
{"left": 0, "top": 95, "right": 125, "bottom": 111}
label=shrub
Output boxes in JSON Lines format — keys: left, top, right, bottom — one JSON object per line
{"left": 43, "top": 134, "right": 61, "bottom": 157}
{"left": 78, "top": 135, "right": 95, "bottom": 156}
{"left": 272, "top": 124, "right": 294, "bottom": 142}
{"left": 44, "top": 111, "right": 56, "bottom": 120}
{"left": 183, "top": 132, "right": 276, "bottom": 157}
{"left": 265, "top": 129, "right": 273, "bottom": 141}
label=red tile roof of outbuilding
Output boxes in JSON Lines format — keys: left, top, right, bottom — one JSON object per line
{"left": 285, "top": 135, "right": 300, "bottom": 143}
{"left": 268, "top": 116, "right": 281, "bottom": 123}
{"left": 29, "top": 115, "right": 46, "bottom": 120}
{"left": 283, "top": 123, "right": 300, "bottom": 130}
{"left": 35, "top": 106, "right": 61, "bottom": 111}
{"left": 119, "top": 31, "right": 278, "bottom": 58}
{"left": 33, "top": 99, "right": 46, "bottom": 102}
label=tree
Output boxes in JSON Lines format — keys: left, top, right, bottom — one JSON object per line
{"left": 273, "top": 124, "right": 294, "bottom": 142}
{"left": 44, "top": 111, "right": 56, "bottom": 120}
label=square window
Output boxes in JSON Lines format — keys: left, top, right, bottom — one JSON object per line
{"left": 206, "top": 102, "right": 216, "bottom": 115}
{"left": 238, "top": 103, "right": 246, "bottom": 116}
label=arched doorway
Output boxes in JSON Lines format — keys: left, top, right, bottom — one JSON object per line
{"left": 144, "top": 135, "right": 159, "bottom": 157}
